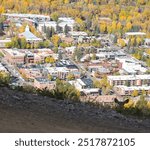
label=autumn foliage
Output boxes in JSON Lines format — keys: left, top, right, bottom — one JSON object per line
{"left": 0, "top": 0, "right": 149, "bottom": 37}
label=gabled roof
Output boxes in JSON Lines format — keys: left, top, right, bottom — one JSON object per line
{"left": 20, "top": 25, "right": 42, "bottom": 41}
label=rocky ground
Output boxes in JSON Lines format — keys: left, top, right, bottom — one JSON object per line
{"left": 0, "top": 87, "right": 150, "bottom": 132}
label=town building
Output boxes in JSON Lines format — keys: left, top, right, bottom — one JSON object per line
{"left": 89, "top": 66, "right": 110, "bottom": 77}
{"left": 38, "top": 21, "right": 57, "bottom": 32}
{"left": 46, "top": 67, "right": 69, "bottom": 79}
{"left": 65, "top": 46, "right": 76, "bottom": 55}
{"left": 108, "top": 75, "right": 150, "bottom": 87}
{"left": 3, "top": 49, "right": 25, "bottom": 65}
{"left": 19, "top": 67, "right": 43, "bottom": 81}
{"left": 116, "top": 57, "right": 147, "bottom": 74}
{"left": 125, "top": 32, "right": 146, "bottom": 36}
{"left": 19, "top": 25, "right": 42, "bottom": 43}
{"left": 61, "top": 36, "right": 74, "bottom": 44}
{"left": 144, "top": 38, "right": 150, "bottom": 47}
{"left": 96, "top": 52, "right": 115, "bottom": 60}
{"left": 69, "top": 78, "right": 100, "bottom": 95}
{"left": 0, "top": 63, "right": 8, "bottom": 73}
{"left": 69, "top": 31, "right": 88, "bottom": 39}
{"left": 66, "top": 65, "right": 81, "bottom": 78}
{"left": 34, "top": 77, "right": 55, "bottom": 90}
{"left": 22, "top": 18, "right": 38, "bottom": 27}
{"left": 38, "top": 17, "right": 75, "bottom": 33}
{"left": 58, "top": 17, "right": 75, "bottom": 32}
{"left": 2, "top": 13, "right": 50, "bottom": 22}
{"left": 0, "top": 39, "right": 11, "bottom": 48}
{"left": 25, "top": 51, "right": 34, "bottom": 63}
{"left": 77, "top": 36, "right": 96, "bottom": 43}
{"left": 114, "top": 85, "right": 150, "bottom": 96}
{"left": 33, "top": 48, "right": 56, "bottom": 63}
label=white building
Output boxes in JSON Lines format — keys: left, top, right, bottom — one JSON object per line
{"left": 58, "top": 17, "right": 75, "bottom": 31}
{"left": 46, "top": 67, "right": 69, "bottom": 79}
{"left": 80, "top": 54, "right": 90, "bottom": 62}
{"left": 0, "top": 39, "right": 11, "bottom": 48}
{"left": 114, "top": 85, "right": 150, "bottom": 96}
{"left": 19, "top": 25, "right": 42, "bottom": 43}
{"left": 69, "top": 78, "right": 99, "bottom": 95}
{"left": 38, "top": 21, "right": 57, "bottom": 32}
{"left": 116, "top": 57, "right": 147, "bottom": 74}
{"left": 108, "top": 75, "right": 150, "bottom": 86}
{"left": 38, "top": 17, "right": 75, "bottom": 33}
{"left": 3, "top": 13, "right": 50, "bottom": 22}
{"left": 69, "top": 31, "right": 88, "bottom": 38}
{"left": 65, "top": 46, "right": 76, "bottom": 55}
{"left": 0, "top": 63, "right": 8, "bottom": 73}
{"left": 96, "top": 52, "right": 115, "bottom": 60}
{"left": 144, "top": 38, "right": 150, "bottom": 46}
{"left": 125, "top": 32, "right": 146, "bottom": 36}
{"left": 58, "top": 17, "right": 75, "bottom": 23}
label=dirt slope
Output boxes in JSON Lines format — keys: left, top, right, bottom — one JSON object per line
{"left": 0, "top": 87, "right": 150, "bottom": 133}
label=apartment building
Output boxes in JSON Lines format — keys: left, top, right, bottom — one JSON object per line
{"left": 114, "top": 85, "right": 150, "bottom": 96}
{"left": 108, "top": 75, "right": 150, "bottom": 87}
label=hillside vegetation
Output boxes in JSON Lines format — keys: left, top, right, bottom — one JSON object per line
{"left": 1, "top": 86, "right": 150, "bottom": 132}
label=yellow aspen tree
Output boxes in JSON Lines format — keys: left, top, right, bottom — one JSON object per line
{"left": 117, "top": 22, "right": 122, "bottom": 31}
{"left": 126, "top": 22, "right": 132, "bottom": 31}
{"left": 112, "top": 21, "right": 117, "bottom": 32}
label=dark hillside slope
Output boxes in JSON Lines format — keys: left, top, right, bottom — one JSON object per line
{"left": 0, "top": 87, "right": 150, "bottom": 132}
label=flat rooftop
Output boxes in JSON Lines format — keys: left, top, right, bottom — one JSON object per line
{"left": 46, "top": 67, "right": 69, "bottom": 73}
{"left": 125, "top": 32, "right": 146, "bottom": 36}
{"left": 35, "top": 77, "right": 53, "bottom": 83}
{"left": 0, "top": 39, "right": 11, "bottom": 43}
{"left": 116, "top": 85, "right": 150, "bottom": 91}
{"left": 108, "top": 75, "right": 150, "bottom": 81}
{"left": 69, "top": 31, "right": 88, "bottom": 36}
{"left": 3, "top": 13, "right": 50, "bottom": 19}
{"left": 4, "top": 49, "right": 25, "bottom": 57}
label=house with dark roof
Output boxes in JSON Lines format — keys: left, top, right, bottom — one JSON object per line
{"left": 69, "top": 78, "right": 100, "bottom": 95}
